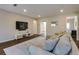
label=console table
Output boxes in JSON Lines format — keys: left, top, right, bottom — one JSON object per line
{"left": 0, "top": 34, "right": 40, "bottom": 55}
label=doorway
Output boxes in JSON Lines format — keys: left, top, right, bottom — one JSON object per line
{"left": 66, "top": 16, "right": 78, "bottom": 41}
{"left": 40, "top": 22, "right": 46, "bottom": 38}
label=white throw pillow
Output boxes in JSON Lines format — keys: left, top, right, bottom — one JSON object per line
{"left": 42, "top": 38, "right": 59, "bottom": 51}
{"left": 53, "top": 34, "right": 72, "bottom": 55}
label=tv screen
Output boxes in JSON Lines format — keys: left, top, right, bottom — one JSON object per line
{"left": 16, "top": 21, "right": 28, "bottom": 31}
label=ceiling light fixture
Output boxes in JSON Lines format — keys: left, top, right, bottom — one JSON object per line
{"left": 60, "top": 9, "right": 64, "bottom": 13}
{"left": 23, "top": 9, "right": 27, "bottom": 12}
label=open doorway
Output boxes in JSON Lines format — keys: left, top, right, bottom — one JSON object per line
{"left": 66, "top": 16, "right": 78, "bottom": 41}
{"left": 40, "top": 22, "right": 46, "bottom": 38}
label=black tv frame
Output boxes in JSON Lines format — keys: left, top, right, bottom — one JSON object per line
{"left": 16, "top": 21, "right": 28, "bottom": 31}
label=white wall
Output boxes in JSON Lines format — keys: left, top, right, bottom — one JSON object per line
{"left": 78, "top": 14, "right": 79, "bottom": 40}
{"left": 78, "top": 18, "right": 79, "bottom": 40}
{"left": 47, "top": 15, "right": 66, "bottom": 35}
{"left": 38, "top": 14, "right": 78, "bottom": 36}
{"left": 32, "top": 20, "right": 38, "bottom": 34}
{"left": 38, "top": 15, "right": 66, "bottom": 36}
{"left": 0, "top": 10, "right": 37, "bottom": 43}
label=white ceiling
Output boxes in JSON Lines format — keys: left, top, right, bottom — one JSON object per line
{"left": 0, "top": 4, "right": 79, "bottom": 18}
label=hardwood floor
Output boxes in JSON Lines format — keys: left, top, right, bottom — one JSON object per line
{"left": 75, "top": 41, "right": 79, "bottom": 49}
{"left": 72, "top": 38, "right": 79, "bottom": 49}
{"left": 0, "top": 49, "right": 5, "bottom": 55}
{"left": 0, "top": 34, "right": 40, "bottom": 55}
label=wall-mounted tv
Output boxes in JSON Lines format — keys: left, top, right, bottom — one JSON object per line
{"left": 16, "top": 21, "right": 28, "bottom": 31}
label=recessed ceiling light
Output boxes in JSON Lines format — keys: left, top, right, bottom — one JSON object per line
{"left": 60, "top": 9, "right": 63, "bottom": 13}
{"left": 23, "top": 9, "right": 27, "bottom": 12}
{"left": 38, "top": 15, "right": 41, "bottom": 17}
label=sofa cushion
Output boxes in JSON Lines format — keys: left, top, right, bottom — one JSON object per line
{"left": 52, "top": 34, "right": 72, "bottom": 55}
{"left": 4, "top": 44, "right": 31, "bottom": 55}
{"left": 4, "top": 45, "right": 27, "bottom": 55}
{"left": 42, "top": 37, "right": 59, "bottom": 51}
{"left": 16, "top": 44, "right": 31, "bottom": 54}
{"left": 29, "top": 45, "right": 54, "bottom": 55}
